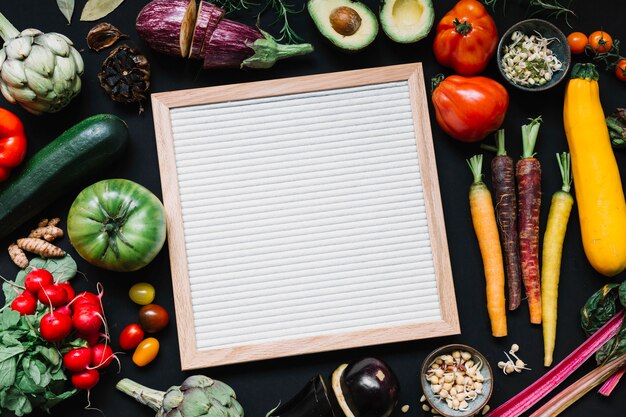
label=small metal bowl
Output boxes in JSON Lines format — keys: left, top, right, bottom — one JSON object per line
{"left": 497, "top": 18, "right": 571, "bottom": 92}
{"left": 420, "top": 344, "right": 493, "bottom": 417}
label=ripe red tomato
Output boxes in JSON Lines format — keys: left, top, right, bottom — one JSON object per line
{"left": 138, "top": 304, "right": 169, "bottom": 333}
{"left": 615, "top": 59, "right": 626, "bottom": 82}
{"left": 431, "top": 74, "right": 509, "bottom": 142}
{"left": 567, "top": 32, "right": 588, "bottom": 55}
{"left": 589, "top": 31, "right": 613, "bottom": 53}
{"left": 132, "top": 337, "right": 160, "bottom": 367}
{"left": 119, "top": 323, "right": 145, "bottom": 350}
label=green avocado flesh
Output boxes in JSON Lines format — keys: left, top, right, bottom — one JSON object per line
{"left": 308, "top": 0, "right": 378, "bottom": 51}
{"left": 380, "top": 0, "right": 434, "bottom": 43}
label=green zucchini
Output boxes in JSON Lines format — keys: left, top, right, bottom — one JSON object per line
{"left": 0, "top": 114, "right": 129, "bottom": 238}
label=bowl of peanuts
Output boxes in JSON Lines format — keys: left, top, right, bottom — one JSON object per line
{"left": 420, "top": 344, "right": 493, "bottom": 417}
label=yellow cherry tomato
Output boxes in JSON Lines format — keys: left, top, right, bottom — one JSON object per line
{"left": 129, "top": 282, "right": 155, "bottom": 305}
{"left": 132, "top": 337, "right": 160, "bottom": 367}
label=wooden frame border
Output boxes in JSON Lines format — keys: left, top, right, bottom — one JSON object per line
{"left": 152, "top": 63, "right": 460, "bottom": 370}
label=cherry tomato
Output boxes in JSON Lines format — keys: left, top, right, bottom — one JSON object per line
{"left": 37, "top": 284, "right": 68, "bottom": 307}
{"left": 10, "top": 292, "right": 37, "bottom": 316}
{"left": 138, "top": 304, "right": 169, "bottom": 333}
{"left": 132, "top": 337, "right": 160, "bottom": 367}
{"left": 129, "top": 282, "right": 155, "bottom": 305}
{"left": 71, "top": 369, "right": 100, "bottom": 390}
{"left": 615, "top": 59, "right": 626, "bottom": 82}
{"left": 589, "top": 30, "right": 613, "bottom": 53}
{"left": 24, "top": 268, "right": 53, "bottom": 295}
{"left": 119, "top": 323, "right": 145, "bottom": 350}
{"left": 567, "top": 32, "right": 588, "bottom": 55}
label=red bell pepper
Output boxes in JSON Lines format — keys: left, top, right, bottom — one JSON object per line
{"left": 0, "top": 108, "right": 27, "bottom": 182}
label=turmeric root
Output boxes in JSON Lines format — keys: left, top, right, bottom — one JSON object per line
{"left": 8, "top": 243, "right": 29, "bottom": 268}
{"left": 28, "top": 225, "right": 64, "bottom": 241}
{"left": 16, "top": 238, "right": 65, "bottom": 258}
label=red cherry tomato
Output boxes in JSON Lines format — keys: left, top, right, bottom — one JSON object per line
{"left": 37, "top": 284, "right": 68, "bottom": 307}
{"left": 10, "top": 292, "right": 37, "bottom": 316}
{"left": 132, "top": 337, "right": 160, "bottom": 367}
{"left": 615, "top": 59, "right": 626, "bottom": 82}
{"left": 119, "top": 323, "right": 145, "bottom": 350}
{"left": 138, "top": 304, "right": 169, "bottom": 333}
{"left": 589, "top": 30, "right": 613, "bottom": 53}
{"left": 24, "top": 269, "right": 53, "bottom": 295}
{"left": 567, "top": 32, "right": 588, "bottom": 55}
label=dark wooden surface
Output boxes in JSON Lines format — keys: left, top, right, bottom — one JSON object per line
{"left": 0, "top": 0, "right": 625, "bottom": 416}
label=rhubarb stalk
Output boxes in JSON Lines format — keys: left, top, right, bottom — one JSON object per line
{"left": 486, "top": 310, "right": 625, "bottom": 417}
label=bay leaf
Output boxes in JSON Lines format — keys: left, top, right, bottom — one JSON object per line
{"left": 56, "top": 0, "right": 75, "bottom": 24}
{"left": 80, "top": 0, "right": 125, "bottom": 21}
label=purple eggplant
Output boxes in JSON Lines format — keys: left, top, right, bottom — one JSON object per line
{"left": 331, "top": 358, "right": 399, "bottom": 417}
{"left": 267, "top": 375, "right": 335, "bottom": 417}
{"left": 136, "top": 0, "right": 313, "bottom": 69}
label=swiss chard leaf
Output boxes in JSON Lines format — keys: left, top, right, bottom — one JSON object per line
{"left": 581, "top": 284, "right": 620, "bottom": 335}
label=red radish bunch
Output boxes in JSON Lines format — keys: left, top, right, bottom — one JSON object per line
{"left": 136, "top": 0, "right": 313, "bottom": 69}
{"left": 9, "top": 269, "right": 118, "bottom": 391}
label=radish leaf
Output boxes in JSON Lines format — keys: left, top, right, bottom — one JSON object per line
{"left": 56, "top": 0, "right": 75, "bottom": 24}
{"left": 80, "top": 0, "right": 125, "bottom": 21}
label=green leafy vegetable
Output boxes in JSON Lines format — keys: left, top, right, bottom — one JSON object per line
{"left": 56, "top": 0, "right": 75, "bottom": 24}
{"left": 481, "top": 0, "right": 576, "bottom": 27}
{"left": 80, "top": 0, "right": 125, "bottom": 21}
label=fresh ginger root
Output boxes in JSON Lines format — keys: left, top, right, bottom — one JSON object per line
{"left": 17, "top": 238, "right": 65, "bottom": 258}
{"left": 29, "top": 218, "right": 63, "bottom": 241}
{"left": 8, "top": 243, "right": 29, "bottom": 268}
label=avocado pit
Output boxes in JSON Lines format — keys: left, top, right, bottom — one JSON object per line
{"left": 329, "top": 6, "right": 362, "bottom": 36}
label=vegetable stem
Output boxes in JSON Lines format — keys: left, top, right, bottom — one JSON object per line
{"left": 0, "top": 12, "right": 20, "bottom": 41}
{"left": 598, "top": 366, "right": 625, "bottom": 396}
{"left": 116, "top": 378, "right": 165, "bottom": 412}
{"left": 242, "top": 33, "right": 313, "bottom": 69}
{"left": 556, "top": 152, "right": 571, "bottom": 193}
{"left": 521, "top": 116, "right": 542, "bottom": 159}
{"left": 467, "top": 154, "right": 484, "bottom": 184}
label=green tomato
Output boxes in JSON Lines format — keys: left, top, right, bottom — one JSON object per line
{"left": 129, "top": 282, "right": 155, "bottom": 305}
{"left": 67, "top": 179, "right": 167, "bottom": 272}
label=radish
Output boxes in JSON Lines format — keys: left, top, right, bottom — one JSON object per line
{"left": 70, "top": 291, "right": 102, "bottom": 313}
{"left": 76, "top": 331, "right": 101, "bottom": 347}
{"left": 24, "top": 268, "right": 53, "bottom": 295}
{"left": 40, "top": 311, "right": 73, "bottom": 342}
{"left": 188, "top": 0, "right": 224, "bottom": 59}
{"left": 59, "top": 282, "right": 75, "bottom": 301}
{"left": 63, "top": 347, "right": 93, "bottom": 373}
{"left": 71, "top": 369, "right": 100, "bottom": 390}
{"left": 136, "top": 0, "right": 313, "bottom": 69}
{"left": 91, "top": 343, "right": 115, "bottom": 369}
{"left": 10, "top": 292, "right": 37, "bottom": 316}
{"left": 37, "top": 284, "right": 68, "bottom": 307}
{"left": 73, "top": 304, "right": 103, "bottom": 334}
{"left": 54, "top": 305, "right": 72, "bottom": 317}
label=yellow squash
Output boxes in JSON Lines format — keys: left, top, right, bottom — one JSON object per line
{"left": 563, "top": 63, "right": 626, "bottom": 276}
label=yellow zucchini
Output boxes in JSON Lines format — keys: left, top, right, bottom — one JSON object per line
{"left": 563, "top": 63, "right": 626, "bottom": 276}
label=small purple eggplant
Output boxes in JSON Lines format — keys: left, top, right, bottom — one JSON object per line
{"left": 331, "top": 358, "right": 399, "bottom": 417}
{"left": 267, "top": 375, "right": 335, "bottom": 417}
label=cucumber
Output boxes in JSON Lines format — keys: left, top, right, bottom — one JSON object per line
{"left": 0, "top": 114, "right": 129, "bottom": 238}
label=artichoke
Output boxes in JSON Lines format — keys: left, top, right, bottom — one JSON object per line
{"left": 116, "top": 375, "right": 244, "bottom": 417}
{"left": 0, "top": 12, "right": 83, "bottom": 115}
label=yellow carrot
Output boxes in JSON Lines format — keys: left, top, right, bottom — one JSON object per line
{"left": 542, "top": 153, "right": 574, "bottom": 367}
{"left": 468, "top": 155, "right": 507, "bottom": 337}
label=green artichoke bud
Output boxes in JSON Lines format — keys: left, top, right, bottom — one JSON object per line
{"left": 0, "top": 12, "right": 83, "bottom": 115}
{"left": 116, "top": 375, "right": 244, "bottom": 417}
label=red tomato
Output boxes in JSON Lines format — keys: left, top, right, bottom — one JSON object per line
{"left": 119, "top": 323, "right": 145, "bottom": 350}
{"left": 132, "top": 337, "right": 160, "bottom": 367}
{"left": 589, "top": 30, "right": 613, "bottom": 53}
{"left": 615, "top": 59, "right": 626, "bottom": 82}
{"left": 431, "top": 74, "right": 509, "bottom": 142}
{"left": 138, "top": 304, "right": 169, "bottom": 333}
{"left": 433, "top": 0, "right": 498, "bottom": 76}
{"left": 567, "top": 32, "right": 588, "bottom": 55}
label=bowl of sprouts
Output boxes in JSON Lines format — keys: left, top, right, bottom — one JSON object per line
{"left": 497, "top": 19, "right": 571, "bottom": 92}
{"left": 420, "top": 344, "right": 493, "bottom": 417}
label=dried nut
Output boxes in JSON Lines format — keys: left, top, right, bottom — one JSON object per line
{"left": 329, "top": 6, "right": 362, "bottom": 36}
{"left": 431, "top": 384, "right": 442, "bottom": 394}
{"left": 429, "top": 375, "right": 439, "bottom": 384}
{"left": 450, "top": 387, "right": 457, "bottom": 396}
{"left": 87, "top": 22, "right": 128, "bottom": 52}
{"left": 444, "top": 356, "right": 454, "bottom": 365}
{"left": 456, "top": 375, "right": 465, "bottom": 385}
{"left": 439, "top": 389, "right": 449, "bottom": 399}
{"left": 461, "top": 351, "right": 472, "bottom": 361}
{"left": 452, "top": 351, "right": 461, "bottom": 359}
{"left": 420, "top": 395, "right": 426, "bottom": 402}
{"left": 442, "top": 382, "right": 453, "bottom": 392}
{"left": 434, "top": 369, "right": 444, "bottom": 377}
{"left": 401, "top": 404, "right": 410, "bottom": 413}
{"left": 443, "top": 374, "right": 454, "bottom": 383}
{"left": 482, "top": 405, "right": 491, "bottom": 415}
{"left": 422, "top": 404, "right": 430, "bottom": 412}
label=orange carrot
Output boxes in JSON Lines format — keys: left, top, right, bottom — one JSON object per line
{"left": 468, "top": 154, "right": 507, "bottom": 337}
{"left": 517, "top": 117, "right": 543, "bottom": 324}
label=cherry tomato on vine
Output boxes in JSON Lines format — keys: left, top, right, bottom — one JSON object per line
{"left": 567, "top": 32, "right": 588, "bottom": 55}
{"left": 119, "top": 323, "right": 144, "bottom": 350}
{"left": 132, "top": 337, "right": 160, "bottom": 367}
{"left": 129, "top": 282, "right": 155, "bottom": 305}
{"left": 138, "top": 304, "right": 169, "bottom": 333}
{"left": 589, "top": 31, "right": 613, "bottom": 53}
{"left": 615, "top": 59, "right": 626, "bottom": 82}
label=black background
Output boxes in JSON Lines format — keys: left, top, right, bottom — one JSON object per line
{"left": 1, "top": 0, "right": 625, "bottom": 416}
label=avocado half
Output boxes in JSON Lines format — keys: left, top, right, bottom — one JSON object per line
{"left": 308, "top": 0, "right": 378, "bottom": 51}
{"left": 380, "top": 0, "right": 434, "bottom": 43}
